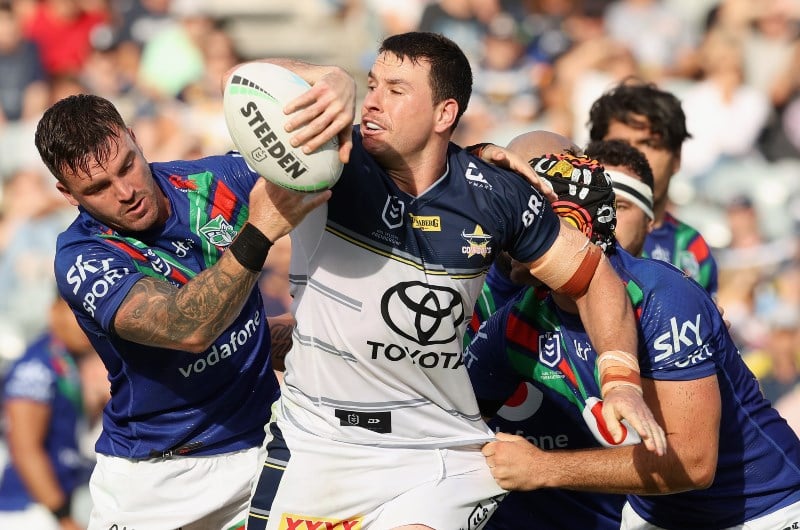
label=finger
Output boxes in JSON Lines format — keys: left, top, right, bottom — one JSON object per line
{"left": 494, "top": 431, "right": 519, "bottom": 442}
{"left": 337, "top": 133, "right": 353, "bottom": 164}
{"left": 482, "top": 441, "right": 496, "bottom": 456}
{"left": 601, "top": 404, "right": 625, "bottom": 444}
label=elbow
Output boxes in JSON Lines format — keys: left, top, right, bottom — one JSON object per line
{"left": 689, "top": 460, "right": 717, "bottom": 490}
{"left": 182, "top": 334, "right": 216, "bottom": 354}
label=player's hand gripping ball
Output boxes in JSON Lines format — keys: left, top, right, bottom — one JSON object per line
{"left": 223, "top": 62, "right": 343, "bottom": 192}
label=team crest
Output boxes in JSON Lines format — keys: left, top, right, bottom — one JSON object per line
{"left": 461, "top": 225, "right": 493, "bottom": 258}
{"left": 199, "top": 215, "right": 237, "bottom": 247}
{"left": 538, "top": 332, "right": 562, "bottom": 368}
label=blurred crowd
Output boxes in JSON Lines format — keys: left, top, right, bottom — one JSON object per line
{"left": 0, "top": 0, "right": 798, "bottom": 465}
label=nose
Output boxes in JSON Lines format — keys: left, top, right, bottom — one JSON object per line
{"left": 114, "top": 177, "right": 135, "bottom": 202}
{"left": 362, "top": 88, "right": 380, "bottom": 112}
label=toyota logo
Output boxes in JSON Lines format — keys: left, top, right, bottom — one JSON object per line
{"left": 381, "top": 281, "right": 464, "bottom": 345}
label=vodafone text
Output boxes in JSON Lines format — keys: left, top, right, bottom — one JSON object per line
{"left": 179, "top": 310, "right": 261, "bottom": 378}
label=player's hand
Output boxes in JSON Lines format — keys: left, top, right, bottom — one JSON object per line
{"left": 58, "top": 516, "right": 84, "bottom": 530}
{"left": 247, "top": 178, "right": 331, "bottom": 242}
{"left": 475, "top": 144, "right": 557, "bottom": 202}
{"left": 284, "top": 66, "right": 355, "bottom": 164}
{"left": 602, "top": 385, "right": 667, "bottom": 456}
{"left": 482, "top": 432, "right": 544, "bottom": 491}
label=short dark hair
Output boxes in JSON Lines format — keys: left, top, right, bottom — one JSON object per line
{"left": 587, "top": 80, "right": 691, "bottom": 155}
{"left": 379, "top": 31, "right": 472, "bottom": 128}
{"left": 584, "top": 139, "right": 655, "bottom": 191}
{"left": 35, "top": 94, "right": 128, "bottom": 183}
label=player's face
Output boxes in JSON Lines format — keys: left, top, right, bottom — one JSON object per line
{"left": 614, "top": 196, "right": 652, "bottom": 257}
{"left": 55, "top": 128, "right": 169, "bottom": 233}
{"left": 603, "top": 118, "right": 679, "bottom": 206}
{"left": 360, "top": 52, "right": 448, "bottom": 165}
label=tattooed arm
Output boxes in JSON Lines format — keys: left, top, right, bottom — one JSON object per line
{"left": 268, "top": 313, "right": 295, "bottom": 372}
{"left": 113, "top": 251, "right": 260, "bottom": 353}
{"left": 112, "top": 179, "right": 329, "bottom": 353}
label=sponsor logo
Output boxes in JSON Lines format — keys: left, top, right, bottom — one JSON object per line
{"left": 66, "top": 255, "right": 131, "bottom": 317}
{"left": 650, "top": 244, "right": 670, "bottom": 263}
{"left": 573, "top": 340, "right": 591, "bottom": 361}
{"left": 465, "top": 162, "right": 492, "bottom": 190}
{"left": 409, "top": 214, "right": 441, "bottom": 231}
{"left": 334, "top": 409, "right": 391, "bottom": 433}
{"left": 653, "top": 314, "right": 702, "bottom": 362}
{"left": 380, "top": 281, "right": 464, "bottom": 345}
{"left": 368, "top": 341, "right": 463, "bottom": 369}
{"left": 278, "top": 514, "right": 362, "bottom": 530}
{"left": 178, "top": 310, "right": 261, "bottom": 377}
{"left": 382, "top": 195, "right": 404, "bottom": 229}
{"left": 200, "top": 214, "right": 237, "bottom": 247}
{"left": 675, "top": 343, "right": 713, "bottom": 368}
{"left": 171, "top": 240, "right": 194, "bottom": 258}
{"left": 461, "top": 225, "right": 492, "bottom": 258}
{"left": 521, "top": 193, "right": 544, "bottom": 227}
{"left": 461, "top": 496, "right": 504, "bottom": 530}
{"left": 538, "top": 332, "right": 561, "bottom": 368}
{"left": 239, "top": 100, "right": 309, "bottom": 180}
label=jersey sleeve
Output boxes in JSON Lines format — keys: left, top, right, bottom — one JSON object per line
{"left": 463, "top": 304, "right": 522, "bottom": 416}
{"left": 498, "top": 175, "right": 561, "bottom": 265}
{"left": 4, "top": 357, "right": 55, "bottom": 403}
{"left": 54, "top": 237, "right": 144, "bottom": 334}
{"left": 637, "top": 267, "right": 720, "bottom": 381}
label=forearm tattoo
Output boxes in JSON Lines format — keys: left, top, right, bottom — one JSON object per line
{"left": 117, "top": 252, "right": 259, "bottom": 348}
{"left": 269, "top": 320, "right": 295, "bottom": 371}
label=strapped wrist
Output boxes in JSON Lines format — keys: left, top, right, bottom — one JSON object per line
{"left": 597, "top": 350, "right": 642, "bottom": 397}
{"left": 229, "top": 223, "right": 273, "bottom": 273}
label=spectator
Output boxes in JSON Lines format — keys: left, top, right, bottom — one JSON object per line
{"left": 0, "top": 295, "right": 97, "bottom": 530}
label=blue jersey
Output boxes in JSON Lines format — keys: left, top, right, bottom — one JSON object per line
{"left": 0, "top": 334, "right": 85, "bottom": 510}
{"left": 465, "top": 246, "right": 800, "bottom": 529}
{"left": 279, "top": 128, "right": 560, "bottom": 448}
{"left": 53, "top": 153, "right": 279, "bottom": 459}
{"left": 644, "top": 212, "right": 718, "bottom": 297}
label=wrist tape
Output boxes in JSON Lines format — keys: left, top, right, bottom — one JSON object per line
{"left": 598, "top": 349, "right": 642, "bottom": 396}
{"left": 229, "top": 223, "right": 273, "bottom": 273}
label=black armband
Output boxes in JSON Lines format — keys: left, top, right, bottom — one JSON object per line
{"left": 229, "top": 223, "right": 273, "bottom": 273}
{"left": 50, "top": 497, "right": 71, "bottom": 520}
{"left": 466, "top": 142, "right": 493, "bottom": 159}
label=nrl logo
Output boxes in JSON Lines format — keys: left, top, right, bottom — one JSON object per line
{"left": 199, "top": 214, "right": 237, "bottom": 247}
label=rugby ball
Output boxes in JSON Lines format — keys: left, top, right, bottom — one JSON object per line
{"left": 223, "top": 62, "right": 343, "bottom": 192}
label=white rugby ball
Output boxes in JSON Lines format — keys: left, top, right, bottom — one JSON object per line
{"left": 223, "top": 62, "right": 343, "bottom": 192}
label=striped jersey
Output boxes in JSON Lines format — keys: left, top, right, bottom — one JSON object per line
{"left": 644, "top": 212, "right": 718, "bottom": 297}
{"left": 53, "top": 153, "right": 279, "bottom": 459}
{"left": 465, "top": 246, "right": 800, "bottom": 529}
{"left": 279, "top": 128, "right": 560, "bottom": 448}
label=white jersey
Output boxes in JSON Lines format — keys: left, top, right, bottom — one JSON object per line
{"left": 280, "top": 132, "right": 559, "bottom": 448}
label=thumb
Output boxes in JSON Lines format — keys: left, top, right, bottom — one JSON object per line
{"left": 602, "top": 403, "right": 625, "bottom": 444}
{"left": 338, "top": 130, "right": 353, "bottom": 164}
{"left": 495, "top": 431, "right": 521, "bottom": 442}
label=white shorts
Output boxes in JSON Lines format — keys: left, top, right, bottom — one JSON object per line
{"left": 621, "top": 498, "right": 800, "bottom": 530}
{"left": 88, "top": 446, "right": 264, "bottom": 530}
{"left": 264, "top": 421, "right": 507, "bottom": 530}
{"left": 0, "top": 504, "right": 60, "bottom": 530}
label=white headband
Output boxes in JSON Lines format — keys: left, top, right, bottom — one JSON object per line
{"left": 607, "top": 170, "right": 654, "bottom": 220}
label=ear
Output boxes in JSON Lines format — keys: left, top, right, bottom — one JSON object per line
{"left": 434, "top": 98, "right": 459, "bottom": 134}
{"left": 56, "top": 181, "right": 80, "bottom": 207}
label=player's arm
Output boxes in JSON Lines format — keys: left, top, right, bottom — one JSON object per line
{"left": 268, "top": 312, "right": 295, "bottom": 372}
{"left": 4, "top": 399, "right": 80, "bottom": 527}
{"left": 467, "top": 143, "right": 557, "bottom": 202}
{"left": 223, "top": 59, "right": 356, "bottom": 162}
{"left": 113, "top": 179, "right": 329, "bottom": 353}
{"left": 483, "top": 374, "right": 720, "bottom": 493}
{"left": 527, "top": 220, "right": 666, "bottom": 455}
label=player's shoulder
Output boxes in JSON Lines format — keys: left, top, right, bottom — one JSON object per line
{"left": 614, "top": 248, "right": 706, "bottom": 300}
{"left": 447, "top": 143, "right": 539, "bottom": 197}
